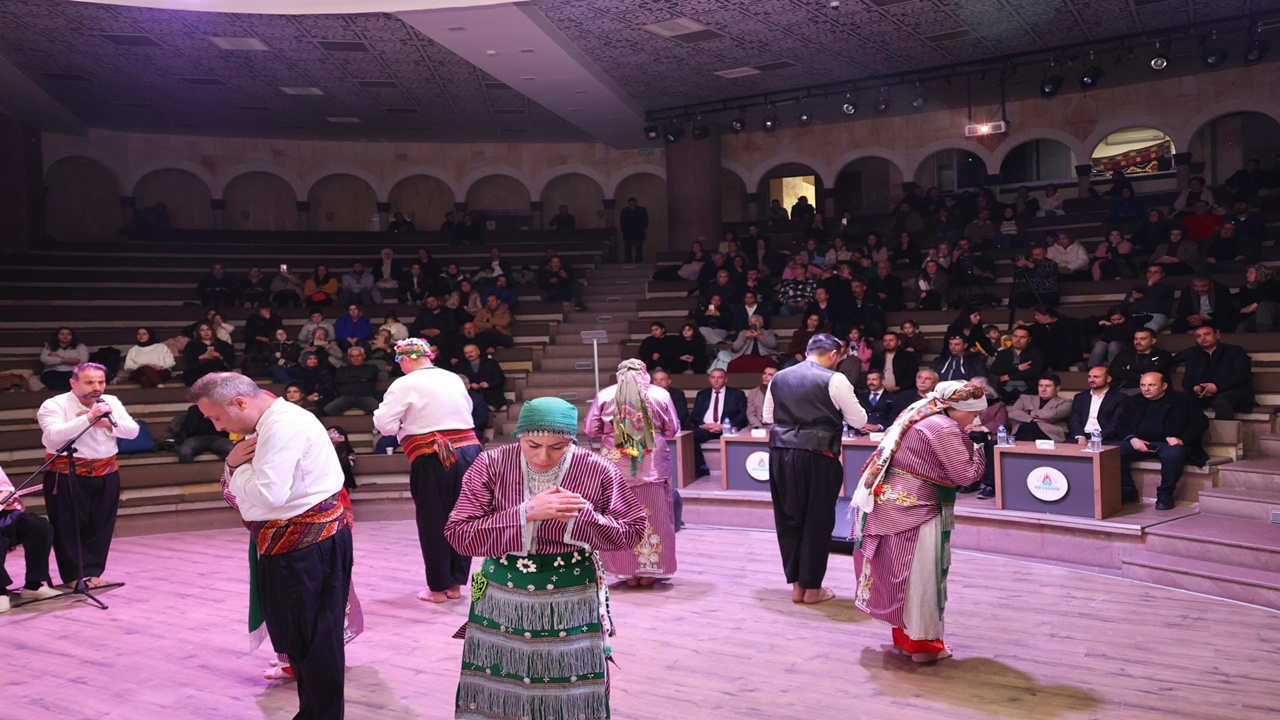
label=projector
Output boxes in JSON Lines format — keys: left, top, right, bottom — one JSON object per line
{"left": 964, "top": 121, "right": 1008, "bottom": 137}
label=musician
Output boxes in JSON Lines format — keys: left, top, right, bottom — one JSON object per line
{"left": 0, "top": 466, "right": 59, "bottom": 611}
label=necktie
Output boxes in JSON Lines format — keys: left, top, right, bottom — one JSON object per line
{"left": 870, "top": 392, "right": 879, "bottom": 406}
{"left": 713, "top": 390, "right": 721, "bottom": 423}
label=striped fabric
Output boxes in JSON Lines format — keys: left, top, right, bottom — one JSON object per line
{"left": 246, "top": 491, "right": 353, "bottom": 556}
{"left": 403, "top": 428, "right": 481, "bottom": 469}
{"left": 43, "top": 453, "right": 117, "bottom": 477}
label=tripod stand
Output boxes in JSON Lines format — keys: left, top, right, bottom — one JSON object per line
{"left": 3, "top": 419, "right": 125, "bottom": 610}
{"left": 1005, "top": 265, "right": 1045, "bottom": 331}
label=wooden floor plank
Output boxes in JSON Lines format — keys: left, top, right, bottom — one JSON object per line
{"left": 3, "top": 522, "right": 1279, "bottom": 720}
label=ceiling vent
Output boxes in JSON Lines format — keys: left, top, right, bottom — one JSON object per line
{"left": 99, "top": 34, "right": 162, "bottom": 47}
{"left": 280, "top": 86, "right": 324, "bottom": 95}
{"left": 209, "top": 37, "right": 270, "bottom": 51}
{"left": 326, "top": 116, "right": 362, "bottom": 123}
{"left": 714, "top": 67, "right": 762, "bottom": 78}
{"left": 315, "top": 40, "right": 369, "bottom": 53}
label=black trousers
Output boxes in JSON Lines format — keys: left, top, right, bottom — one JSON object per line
{"left": 624, "top": 236, "right": 644, "bottom": 263}
{"left": 259, "top": 526, "right": 353, "bottom": 720}
{"left": 1119, "top": 442, "right": 1187, "bottom": 501}
{"left": 42, "top": 470, "right": 120, "bottom": 583}
{"left": 767, "top": 448, "right": 842, "bottom": 589}
{"left": 410, "top": 445, "right": 480, "bottom": 591}
{"left": 0, "top": 511, "right": 54, "bottom": 589}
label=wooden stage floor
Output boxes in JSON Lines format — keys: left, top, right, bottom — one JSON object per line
{"left": 4, "top": 521, "right": 1279, "bottom": 720}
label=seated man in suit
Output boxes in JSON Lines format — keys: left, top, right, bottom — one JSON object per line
{"left": 1181, "top": 324, "right": 1255, "bottom": 420}
{"left": 1171, "top": 276, "right": 1236, "bottom": 335}
{"left": 1067, "top": 366, "right": 1127, "bottom": 446}
{"left": 856, "top": 370, "right": 895, "bottom": 433}
{"left": 1117, "top": 372, "right": 1210, "bottom": 509}
{"left": 652, "top": 370, "right": 689, "bottom": 430}
{"left": 929, "top": 335, "right": 988, "bottom": 383}
{"left": 746, "top": 366, "right": 777, "bottom": 429}
{"left": 888, "top": 368, "right": 938, "bottom": 423}
{"left": 690, "top": 369, "right": 748, "bottom": 477}
{"left": 869, "top": 331, "right": 918, "bottom": 394}
{"left": 1008, "top": 373, "right": 1072, "bottom": 443}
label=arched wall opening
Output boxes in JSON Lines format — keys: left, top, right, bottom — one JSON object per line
{"left": 998, "top": 140, "right": 1078, "bottom": 185}
{"left": 45, "top": 156, "right": 120, "bottom": 242}
{"left": 914, "top": 150, "right": 989, "bottom": 193}
{"left": 1089, "top": 127, "right": 1175, "bottom": 180}
{"left": 834, "top": 157, "right": 904, "bottom": 216}
{"left": 133, "top": 169, "right": 213, "bottom": 230}
{"left": 1187, "top": 112, "right": 1280, "bottom": 186}
{"left": 614, "top": 173, "right": 668, "bottom": 253}
{"left": 388, "top": 175, "right": 456, "bottom": 231}
{"left": 540, "top": 173, "right": 605, "bottom": 229}
{"left": 307, "top": 174, "right": 378, "bottom": 232}
{"left": 224, "top": 172, "right": 299, "bottom": 231}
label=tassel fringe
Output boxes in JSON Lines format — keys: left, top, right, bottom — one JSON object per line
{"left": 456, "top": 672, "right": 607, "bottom": 720}
{"left": 463, "top": 625, "right": 605, "bottom": 678}
{"left": 475, "top": 583, "right": 600, "bottom": 632}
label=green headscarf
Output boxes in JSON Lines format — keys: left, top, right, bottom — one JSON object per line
{"left": 512, "top": 397, "right": 579, "bottom": 441}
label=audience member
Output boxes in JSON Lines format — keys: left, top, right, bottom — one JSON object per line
{"left": 847, "top": 277, "right": 886, "bottom": 338}
{"left": 870, "top": 331, "right": 918, "bottom": 394}
{"left": 1108, "top": 186, "right": 1146, "bottom": 223}
{"left": 1047, "top": 232, "right": 1091, "bottom": 281}
{"left": 1236, "top": 264, "right": 1280, "bottom": 332}
{"left": 1091, "top": 229, "right": 1136, "bottom": 281}
{"left": 439, "top": 211, "right": 459, "bottom": 241}
{"left": 950, "top": 238, "right": 997, "bottom": 296}
{"left": 782, "top": 313, "right": 825, "bottom": 369}
{"left": 472, "top": 295, "right": 513, "bottom": 352}
{"left": 303, "top": 265, "right": 339, "bottom": 307}
{"left": 456, "top": 343, "right": 507, "bottom": 412}
{"left": 889, "top": 232, "right": 923, "bottom": 273}
{"left": 690, "top": 369, "right": 748, "bottom": 476}
{"left": 387, "top": 211, "right": 417, "bottom": 232}
{"left": 1119, "top": 265, "right": 1175, "bottom": 332}
{"left": 731, "top": 290, "right": 771, "bottom": 330}
{"left": 1130, "top": 209, "right": 1173, "bottom": 255}
{"left": 988, "top": 326, "right": 1044, "bottom": 402}
{"left": 290, "top": 351, "right": 334, "bottom": 408}
{"left": 1170, "top": 176, "right": 1219, "bottom": 217}
{"left": 1036, "top": 183, "right": 1064, "bottom": 216}
{"left": 1067, "top": 366, "right": 1125, "bottom": 445}
{"left": 372, "top": 248, "right": 403, "bottom": 303}
{"left": 176, "top": 404, "right": 233, "bottom": 464}
{"left": 995, "top": 206, "right": 1023, "bottom": 247}
{"left": 197, "top": 263, "right": 236, "bottom": 308}
{"left": 1171, "top": 275, "right": 1236, "bottom": 334}
{"left": 324, "top": 346, "right": 381, "bottom": 416}
{"left": 243, "top": 304, "right": 284, "bottom": 357}
{"left": 1110, "top": 328, "right": 1174, "bottom": 393}
{"left": 123, "top": 327, "right": 174, "bottom": 389}
{"left": 945, "top": 307, "right": 987, "bottom": 351}
{"left": 210, "top": 312, "right": 235, "bottom": 346}
{"left": 458, "top": 212, "right": 482, "bottom": 244}
{"left": 726, "top": 315, "right": 779, "bottom": 373}
{"left": 1148, "top": 227, "right": 1197, "bottom": 276}
{"left": 887, "top": 369, "right": 938, "bottom": 423}
{"left": 1224, "top": 159, "right": 1264, "bottom": 200}
{"left": 1181, "top": 200, "right": 1224, "bottom": 243}
{"left": 619, "top": 196, "right": 650, "bottom": 262}
{"left": 914, "top": 259, "right": 950, "bottom": 310}
{"left": 0, "top": 466, "right": 58, "bottom": 608}
{"left": 1117, "top": 372, "right": 1209, "bottom": 509}
{"left": 669, "top": 323, "right": 709, "bottom": 375}
{"left": 366, "top": 329, "right": 395, "bottom": 376}
{"left": 408, "top": 295, "right": 457, "bottom": 343}
{"left": 1086, "top": 306, "right": 1145, "bottom": 368}
{"left": 1008, "top": 374, "right": 1071, "bottom": 443}
{"left": 837, "top": 327, "right": 873, "bottom": 388}
{"left": 1181, "top": 324, "right": 1255, "bottom": 420}
{"left": 868, "top": 261, "right": 906, "bottom": 312}
{"left": 790, "top": 196, "right": 816, "bottom": 226}
{"left": 929, "top": 335, "right": 986, "bottom": 382}
{"left": 401, "top": 263, "right": 431, "bottom": 304}
{"left": 305, "top": 326, "right": 345, "bottom": 370}
{"left": 767, "top": 198, "right": 788, "bottom": 222}
{"left": 899, "top": 319, "right": 928, "bottom": 354}
{"left": 446, "top": 278, "right": 483, "bottom": 324}
{"left": 181, "top": 322, "right": 234, "bottom": 387}
{"left": 1226, "top": 199, "right": 1267, "bottom": 246}
{"left": 549, "top": 204, "right": 576, "bottom": 234}
{"left": 963, "top": 208, "right": 997, "bottom": 248}
{"left": 473, "top": 248, "right": 512, "bottom": 288}
{"left": 857, "top": 370, "right": 894, "bottom": 433}
{"left": 39, "top": 327, "right": 88, "bottom": 392}
{"left": 1200, "top": 221, "right": 1255, "bottom": 274}
{"left": 334, "top": 303, "right": 372, "bottom": 351}
{"left": 296, "top": 308, "right": 335, "bottom": 344}
{"left": 338, "top": 262, "right": 375, "bottom": 307}
{"left": 269, "top": 268, "right": 303, "bottom": 308}
{"left": 962, "top": 378, "right": 1006, "bottom": 496}
{"left": 479, "top": 274, "right": 518, "bottom": 311}
{"left": 1022, "top": 306, "right": 1087, "bottom": 371}
{"left": 745, "top": 366, "right": 777, "bottom": 429}
{"left": 236, "top": 266, "right": 272, "bottom": 308}
{"left": 1012, "top": 246, "right": 1060, "bottom": 307}
{"left": 639, "top": 322, "right": 677, "bottom": 372}
{"left": 380, "top": 313, "right": 409, "bottom": 342}
{"left": 266, "top": 328, "right": 302, "bottom": 384}
{"left": 537, "top": 257, "right": 586, "bottom": 311}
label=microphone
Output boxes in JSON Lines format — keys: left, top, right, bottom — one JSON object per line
{"left": 94, "top": 397, "right": 118, "bottom": 428}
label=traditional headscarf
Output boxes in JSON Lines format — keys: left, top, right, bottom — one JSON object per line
{"left": 393, "top": 337, "right": 435, "bottom": 362}
{"left": 612, "top": 359, "right": 655, "bottom": 474}
{"left": 851, "top": 380, "right": 988, "bottom": 541}
{"left": 136, "top": 327, "right": 158, "bottom": 348}
{"left": 513, "top": 397, "right": 579, "bottom": 441}
{"left": 1246, "top": 263, "right": 1273, "bottom": 289}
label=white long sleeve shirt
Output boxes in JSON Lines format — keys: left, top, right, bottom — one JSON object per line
{"left": 227, "top": 398, "right": 344, "bottom": 522}
{"left": 123, "top": 344, "right": 175, "bottom": 372}
{"left": 1047, "top": 242, "right": 1090, "bottom": 273}
{"left": 38, "top": 392, "right": 140, "bottom": 459}
{"left": 372, "top": 366, "right": 474, "bottom": 440}
{"left": 762, "top": 368, "right": 868, "bottom": 428}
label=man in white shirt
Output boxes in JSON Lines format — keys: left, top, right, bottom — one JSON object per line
{"left": 37, "top": 362, "right": 139, "bottom": 588}
{"left": 1067, "top": 366, "right": 1126, "bottom": 446}
{"left": 373, "top": 338, "right": 479, "bottom": 604}
{"left": 763, "top": 333, "right": 867, "bottom": 605}
{"left": 1047, "top": 232, "right": 1091, "bottom": 281}
{"left": 191, "top": 372, "right": 352, "bottom": 720}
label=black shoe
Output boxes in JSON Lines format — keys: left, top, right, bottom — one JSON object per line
{"left": 1155, "top": 497, "right": 1175, "bottom": 510}
{"left": 976, "top": 486, "right": 995, "bottom": 500}
{"left": 955, "top": 484, "right": 980, "bottom": 494}
{"left": 694, "top": 467, "right": 710, "bottom": 478}
{"left": 1122, "top": 491, "right": 1141, "bottom": 504}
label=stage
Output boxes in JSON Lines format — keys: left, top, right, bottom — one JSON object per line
{"left": 4, "top": 520, "right": 1279, "bottom": 720}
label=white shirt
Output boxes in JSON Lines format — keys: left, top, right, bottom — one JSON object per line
{"left": 38, "top": 392, "right": 140, "bottom": 459}
{"left": 1083, "top": 389, "right": 1108, "bottom": 435}
{"left": 882, "top": 351, "right": 897, "bottom": 389}
{"left": 762, "top": 366, "right": 868, "bottom": 428}
{"left": 701, "top": 389, "right": 725, "bottom": 425}
{"left": 227, "top": 399, "right": 344, "bottom": 522}
{"left": 1198, "top": 293, "right": 1212, "bottom": 317}
{"left": 373, "top": 366, "right": 474, "bottom": 439}
{"left": 123, "top": 343, "right": 175, "bottom": 372}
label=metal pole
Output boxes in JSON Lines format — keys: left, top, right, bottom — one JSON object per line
{"left": 592, "top": 338, "right": 602, "bottom": 398}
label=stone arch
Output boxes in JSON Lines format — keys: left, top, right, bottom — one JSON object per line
{"left": 307, "top": 173, "right": 379, "bottom": 231}
{"left": 747, "top": 154, "right": 831, "bottom": 194}
{"left": 1082, "top": 116, "right": 1177, "bottom": 166}
{"left": 604, "top": 164, "right": 666, "bottom": 197}
{"left": 613, "top": 172, "right": 668, "bottom": 253}
{"left": 380, "top": 165, "right": 461, "bottom": 201}
{"left": 465, "top": 173, "right": 532, "bottom": 211}
{"left": 833, "top": 155, "right": 906, "bottom": 216}
{"left": 224, "top": 172, "right": 300, "bottom": 231}
{"left": 531, "top": 165, "right": 608, "bottom": 202}
{"left": 133, "top": 168, "right": 214, "bottom": 230}
{"left": 460, "top": 167, "right": 534, "bottom": 205}
{"left": 45, "top": 156, "right": 121, "bottom": 242}
{"left": 912, "top": 145, "right": 992, "bottom": 192}
{"left": 302, "top": 167, "right": 383, "bottom": 203}
{"left": 753, "top": 160, "right": 827, "bottom": 218}
{"left": 219, "top": 162, "right": 305, "bottom": 199}
{"left": 1088, "top": 125, "right": 1177, "bottom": 180}
{"left": 388, "top": 175, "right": 456, "bottom": 230}
{"left": 991, "top": 129, "right": 1086, "bottom": 174}
{"left": 995, "top": 138, "right": 1079, "bottom": 185}
{"left": 539, "top": 172, "right": 606, "bottom": 229}
{"left": 124, "top": 160, "right": 217, "bottom": 202}
{"left": 720, "top": 168, "right": 748, "bottom": 223}
{"left": 1185, "top": 109, "right": 1280, "bottom": 185}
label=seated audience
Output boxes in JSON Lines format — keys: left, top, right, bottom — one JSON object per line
{"left": 479, "top": 274, "right": 519, "bottom": 311}
{"left": 988, "top": 326, "right": 1044, "bottom": 402}
{"left": 837, "top": 326, "right": 874, "bottom": 388}
{"left": 366, "top": 329, "right": 396, "bottom": 376}
{"left": 549, "top": 205, "right": 576, "bottom": 234}
{"left": 1170, "top": 176, "right": 1219, "bottom": 218}
{"left": 338, "top": 262, "right": 375, "bottom": 307}
{"left": 914, "top": 259, "right": 950, "bottom": 310}
{"left": 1148, "top": 227, "right": 1198, "bottom": 276}
{"left": 725, "top": 315, "right": 779, "bottom": 374}
{"left": 869, "top": 261, "right": 906, "bottom": 312}
{"left": 380, "top": 313, "right": 409, "bottom": 342}
{"left": 690, "top": 369, "right": 748, "bottom": 476}
{"left": 669, "top": 323, "right": 709, "bottom": 375}
{"left": 210, "top": 312, "right": 235, "bottom": 346}
{"left": 266, "top": 328, "right": 302, "bottom": 384}
{"left": 1036, "top": 183, "right": 1065, "bottom": 216}
{"left": 995, "top": 206, "right": 1023, "bottom": 247}
{"left": 651, "top": 370, "right": 690, "bottom": 430}
{"left": 888, "top": 369, "right": 939, "bottom": 423}
{"left": 870, "top": 331, "right": 918, "bottom": 394}
{"left": 857, "top": 370, "right": 894, "bottom": 433}
{"left": 1224, "top": 159, "right": 1264, "bottom": 200}
{"left": 745, "top": 366, "right": 777, "bottom": 428}
{"left": 176, "top": 404, "right": 233, "bottom": 464}
{"left": 303, "top": 265, "right": 339, "bottom": 307}
{"left": 409, "top": 295, "right": 458, "bottom": 341}
{"left": 1086, "top": 307, "right": 1146, "bottom": 368}
{"left": 899, "top": 320, "right": 928, "bottom": 354}
{"left": 197, "top": 263, "right": 236, "bottom": 308}
{"left": 693, "top": 294, "right": 735, "bottom": 345}
{"left": 243, "top": 304, "right": 284, "bottom": 358}
{"left": 731, "top": 290, "right": 771, "bottom": 330}
{"left": 1067, "top": 366, "right": 1126, "bottom": 445}
{"left": 1107, "top": 186, "right": 1146, "bottom": 223}
{"left": 1119, "top": 265, "right": 1176, "bottom": 332}
{"left": 1199, "top": 221, "right": 1256, "bottom": 275}
{"left": 445, "top": 278, "right": 483, "bottom": 323}
{"left": 1008, "top": 373, "right": 1072, "bottom": 443}
{"left": 1110, "top": 327, "right": 1174, "bottom": 393}
{"left": 457, "top": 343, "right": 507, "bottom": 411}
{"left": 182, "top": 322, "right": 235, "bottom": 387}
{"left": 1117, "top": 372, "right": 1209, "bottom": 509}
{"left": 1047, "top": 232, "right": 1091, "bottom": 282}
{"left": 782, "top": 313, "right": 826, "bottom": 369}
{"left": 1021, "top": 306, "right": 1088, "bottom": 371}
{"left": 290, "top": 352, "right": 334, "bottom": 409}
{"left": 1226, "top": 199, "right": 1267, "bottom": 247}
{"left": 39, "top": 328, "right": 90, "bottom": 391}
{"left": 400, "top": 263, "right": 431, "bottom": 305}
{"left": 1181, "top": 324, "right": 1255, "bottom": 420}
{"left": 269, "top": 268, "right": 303, "bottom": 308}
{"left": 236, "top": 266, "right": 272, "bottom": 308}
{"left": 929, "top": 335, "right": 987, "bottom": 382}
{"left": 889, "top": 232, "right": 923, "bottom": 273}
{"left": 1236, "top": 264, "right": 1280, "bottom": 333}
{"left": 1011, "top": 247, "right": 1059, "bottom": 307}
{"left": 334, "top": 303, "right": 372, "bottom": 352}
{"left": 0, "top": 466, "right": 58, "bottom": 610}
{"left": 296, "top": 308, "right": 336, "bottom": 344}
{"left": 639, "top": 321, "right": 677, "bottom": 372}
{"left": 305, "top": 326, "right": 345, "bottom": 370}
{"left": 1172, "top": 276, "right": 1237, "bottom": 334}
{"left": 387, "top": 211, "right": 416, "bottom": 233}
{"left": 1181, "top": 200, "right": 1224, "bottom": 243}
{"left": 372, "top": 248, "right": 403, "bottom": 303}
{"left": 324, "top": 346, "right": 381, "bottom": 416}
{"left": 847, "top": 277, "right": 886, "bottom": 338}
{"left": 963, "top": 378, "right": 1007, "bottom": 497}
{"left": 536, "top": 257, "right": 586, "bottom": 311}
{"left": 1091, "top": 229, "right": 1136, "bottom": 281}
{"left": 123, "top": 327, "right": 174, "bottom": 389}
{"left": 472, "top": 295, "right": 514, "bottom": 352}
{"left": 1130, "top": 210, "right": 1173, "bottom": 255}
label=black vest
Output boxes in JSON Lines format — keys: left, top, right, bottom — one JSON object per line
{"left": 768, "top": 360, "right": 843, "bottom": 453}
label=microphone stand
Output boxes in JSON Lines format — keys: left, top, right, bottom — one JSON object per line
{"left": 5, "top": 416, "right": 125, "bottom": 610}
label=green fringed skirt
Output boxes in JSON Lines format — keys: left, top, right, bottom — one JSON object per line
{"left": 456, "top": 549, "right": 611, "bottom": 720}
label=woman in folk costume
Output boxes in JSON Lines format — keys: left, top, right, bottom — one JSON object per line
{"left": 850, "top": 380, "right": 987, "bottom": 663}
{"left": 444, "top": 398, "right": 647, "bottom": 720}
{"left": 584, "top": 359, "right": 681, "bottom": 587}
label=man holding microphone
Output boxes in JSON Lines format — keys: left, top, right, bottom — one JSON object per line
{"left": 37, "top": 362, "right": 139, "bottom": 588}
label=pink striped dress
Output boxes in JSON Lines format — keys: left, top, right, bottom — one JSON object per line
{"left": 853, "top": 414, "right": 985, "bottom": 641}
{"left": 583, "top": 385, "right": 681, "bottom": 580}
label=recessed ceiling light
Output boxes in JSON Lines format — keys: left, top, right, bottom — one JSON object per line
{"left": 209, "top": 36, "right": 270, "bottom": 51}
{"left": 326, "top": 117, "right": 361, "bottom": 123}
{"left": 280, "top": 86, "right": 323, "bottom": 95}
{"left": 520, "top": 76, "right": 536, "bottom": 81}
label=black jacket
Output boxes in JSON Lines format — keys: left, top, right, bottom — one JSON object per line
{"left": 1118, "top": 390, "right": 1210, "bottom": 466}
{"left": 1110, "top": 347, "right": 1175, "bottom": 390}
{"left": 456, "top": 358, "right": 507, "bottom": 409}
{"left": 690, "top": 386, "right": 748, "bottom": 430}
{"left": 869, "top": 350, "right": 920, "bottom": 391}
{"left": 1067, "top": 388, "right": 1128, "bottom": 441}
{"left": 1173, "top": 283, "right": 1237, "bottom": 332}
{"left": 667, "top": 387, "right": 690, "bottom": 430}
{"left": 988, "top": 347, "right": 1045, "bottom": 385}
{"left": 857, "top": 390, "right": 895, "bottom": 430}
{"left": 929, "top": 351, "right": 988, "bottom": 382}
{"left": 1180, "top": 343, "right": 1254, "bottom": 403}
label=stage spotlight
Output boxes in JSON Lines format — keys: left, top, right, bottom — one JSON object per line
{"left": 910, "top": 93, "right": 927, "bottom": 110}
{"left": 841, "top": 101, "right": 858, "bottom": 115}
{"left": 643, "top": 125, "right": 660, "bottom": 141}
{"left": 691, "top": 122, "right": 710, "bottom": 139}
{"left": 873, "top": 98, "right": 889, "bottom": 113}
{"left": 797, "top": 109, "right": 813, "bottom": 126}
{"left": 1201, "top": 47, "right": 1228, "bottom": 67}
{"left": 1079, "top": 66, "right": 1103, "bottom": 89}
{"left": 663, "top": 124, "right": 683, "bottom": 143}
{"left": 1150, "top": 54, "right": 1168, "bottom": 70}
{"left": 1040, "top": 74, "right": 1063, "bottom": 97}
{"left": 729, "top": 116, "right": 745, "bottom": 132}
{"left": 763, "top": 113, "right": 779, "bottom": 131}
{"left": 1244, "top": 39, "right": 1271, "bottom": 63}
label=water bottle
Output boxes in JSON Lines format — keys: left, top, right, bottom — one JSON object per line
{"left": 1089, "top": 428, "right": 1102, "bottom": 452}
{"left": 842, "top": 421, "right": 851, "bottom": 439}
{"left": 996, "top": 424, "right": 1008, "bottom": 447}
{"left": 722, "top": 416, "right": 734, "bottom": 437}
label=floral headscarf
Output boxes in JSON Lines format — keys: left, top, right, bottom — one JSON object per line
{"left": 1246, "top": 264, "right": 1273, "bottom": 289}
{"left": 612, "top": 359, "right": 655, "bottom": 475}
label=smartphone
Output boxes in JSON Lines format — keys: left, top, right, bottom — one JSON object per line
{"left": 841, "top": 217, "right": 848, "bottom": 226}
{"left": 279, "top": 263, "right": 288, "bottom": 273}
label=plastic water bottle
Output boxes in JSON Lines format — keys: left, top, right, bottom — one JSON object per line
{"left": 722, "top": 417, "right": 734, "bottom": 437}
{"left": 996, "top": 424, "right": 1008, "bottom": 447}
{"left": 842, "top": 421, "right": 851, "bottom": 439}
{"left": 1089, "top": 428, "right": 1102, "bottom": 452}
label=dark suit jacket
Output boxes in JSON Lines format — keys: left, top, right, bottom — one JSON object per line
{"left": 1180, "top": 343, "right": 1255, "bottom": 402}
{"left": 1173, "top": 283, "right": 1237, "bottom": 331}
{"left": 371, "top": 258, "right": 403, "bottom": 284}
{"left": 1118, "top": 390, "right": 1210, "bottom": 466}
{"left": 691, "top": 386, "right": 748, "bottom": 430}
{"left": 887, "top": 390, "right": 928, "bottom": 423}
{"left": 668, "top": 387, "right": 690, "bottom": 430}
{"left": 1067, "top": 388, "right": 1128, "bottom": 441}
{"left": 857, "top": 390, "right": 895, "bottom": 430}
{"left": 456, "top": 358, "right": 507, "bottom": 409}
{"left": 869, "top": 350, "right": 920, "bottom": 391}
{"left": 988, "top": 347, "right": 1046, "bottom": 385}
{"left": 730, "top": 303, "right": 772, "bottom": 330}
